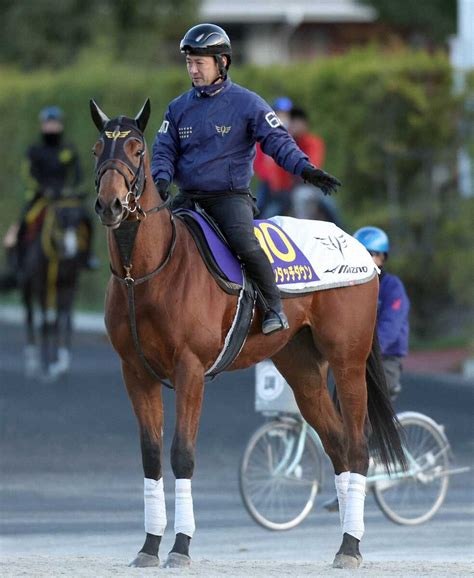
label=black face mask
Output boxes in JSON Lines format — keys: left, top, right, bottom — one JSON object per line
{"left": 42, "top": 132, "right": 63, "bottom": 147}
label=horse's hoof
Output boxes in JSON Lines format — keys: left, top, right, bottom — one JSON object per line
{"left": 332, "top": 553, "right": 362, "bottom": 569}
{"left": 128, "top": 552, "right": 160, "bottom": 567}
{"left": 163, "top": 552, "right": 191, "bottom": 568}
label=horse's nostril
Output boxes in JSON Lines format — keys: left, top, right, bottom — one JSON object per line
{"left": 94, "top": 197, "right": 103, "bottom": 215}
{"left": 95, "top": 195, "right": 123, "bottom": 222}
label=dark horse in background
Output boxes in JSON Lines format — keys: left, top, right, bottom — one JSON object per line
{"left": 21, "top": 196, "right": 90, "bottom": 380}
{"left": 90, "top": 99, "right": 405, "bottom": 570}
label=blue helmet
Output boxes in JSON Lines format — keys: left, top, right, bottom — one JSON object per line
{"left": 353, "top": 226, "right": 390, "bottom": 254}
{"left": 272, "top": 96, "right": 293, "bottom": 112}
{"left": 39, "top": 106, "right": 64, "bottom": 123}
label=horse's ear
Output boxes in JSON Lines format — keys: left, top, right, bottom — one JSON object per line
{"left": 135, "top": 99, "right": 151, "bottom": 133}
{"left": 90, "top": 99, "right": 110, "bottom": 131}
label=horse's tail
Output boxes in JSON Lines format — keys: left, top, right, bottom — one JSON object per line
{"left": 366, "top": 333, "right": 406, "bottom": 472}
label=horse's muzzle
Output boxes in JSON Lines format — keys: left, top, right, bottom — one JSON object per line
{"left": 95, "top": 196, "right": 124, "bottom": 228}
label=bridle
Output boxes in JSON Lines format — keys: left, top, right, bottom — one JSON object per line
{"left": 94, "top": 118, "right": 171, "bottom": 221}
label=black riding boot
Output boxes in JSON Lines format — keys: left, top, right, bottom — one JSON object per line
{"left": 239, "top": 247, "right": 289, "bottom": 335}
{"left": 195, "top": 194, "right": 289, "bottom": 336}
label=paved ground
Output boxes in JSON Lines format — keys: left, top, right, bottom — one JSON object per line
{"left": 0, "top": 323, "right": 473, "bottom": 576}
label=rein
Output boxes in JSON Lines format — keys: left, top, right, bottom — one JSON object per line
{"left": 95, "top": 118, "right": 176, "bottom": 388}
{"left": 109, "top": 206, "right": 177, "bottom": 389}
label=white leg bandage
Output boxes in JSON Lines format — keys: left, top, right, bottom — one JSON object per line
{"left": 334, "top": 471, "right": 350, "bottom": 528}
{"left": 175, "top": 478, "right": 195, "bottom": 537}
{"left": 343, "top": 473, "right": 367, "bottom": 541}
{"left": 144, "top": 477, "right": 167, "bottom": 536}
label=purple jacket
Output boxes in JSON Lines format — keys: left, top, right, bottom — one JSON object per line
{"left": 378, "top": 272, "right": 410, "bottom": 357}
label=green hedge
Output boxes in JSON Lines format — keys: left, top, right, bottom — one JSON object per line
{"left": 0, "top": 48, "right": 472, "bottom": 337}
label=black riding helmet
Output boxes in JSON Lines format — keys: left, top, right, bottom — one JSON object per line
{"left": 180, "top": 23, "right": 232, "bottom": 80}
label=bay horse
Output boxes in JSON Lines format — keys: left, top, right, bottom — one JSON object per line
{"left": 20, "top": 197, "right": 90, "bottom": 379}
{"left": 90, "top": 99, "right": 404, "bottom": 570}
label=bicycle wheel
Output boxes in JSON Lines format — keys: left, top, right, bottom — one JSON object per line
{"left": 372, "top": 411, "right": 450, "bottom": 525}
{"left": 239, "top": 418, "right": 323, "bottom": 531}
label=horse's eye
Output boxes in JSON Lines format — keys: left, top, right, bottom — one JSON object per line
{"left": 92, "top": 149, "right": 97, "bottom": 157}
{"left": 136, "top": 150, "right": 143, "bottom": 156}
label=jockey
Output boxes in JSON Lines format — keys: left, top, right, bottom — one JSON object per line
{"left": 151, "top": 23, "right": 341, "bottom": 335}
{"left": 1, "top": 106, "right": 97, "bottom": 290}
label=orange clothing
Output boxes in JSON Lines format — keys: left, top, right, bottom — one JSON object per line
{"left": 254, "top": 132, "right": 325, "bottom": 193}
{"left": 295, "top": 133, "right": 325, "bottom": 169}
{"left": 254, "top": 144, "right": 293, "bottom": 193}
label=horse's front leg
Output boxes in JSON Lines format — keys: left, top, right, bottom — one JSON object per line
{"left": 22, "top": 283, "right": 40, "bottom": 378}
{"left": 164, "top": 362, "right": 205, "bottom": 569}
{"left": 122, "top": 363, "right": 166, "bottom": 568}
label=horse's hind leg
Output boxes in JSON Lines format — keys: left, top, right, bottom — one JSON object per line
{"left": 271, "top": 328, "right": 349, "bottom": 478}
{"left": 329, "top": 360, "right": 368, "bottom": 568}
{"left": 272, "top": 325, "right": 369, "bottom": 569}
{"left": 311, "top": 282, "right": 378, "bottom": 568}
{"left": 123, "top": 363, "right": 165, "bottom": 568}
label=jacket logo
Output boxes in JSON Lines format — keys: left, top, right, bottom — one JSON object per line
{"left": 179, "top": 126, "right": 192, "bottom": 139}
{"left": 216, "top": 125, "right": 231, "bottom": 136}
{"left": 105, "top": 129, "right": 131, "bottom": 141}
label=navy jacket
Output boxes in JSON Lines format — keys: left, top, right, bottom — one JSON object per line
{"left": 151, "top": 79, "right": 309, "bottom": 192}
{"left": 377, "top": 272, "right": 410, "bottom": 358}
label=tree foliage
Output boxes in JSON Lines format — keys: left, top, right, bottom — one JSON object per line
{"left": 361, "top": 0, "right": 457, "bottom": 43}
{"left": 0, "top": 0, "right": 198, "bottom": 69}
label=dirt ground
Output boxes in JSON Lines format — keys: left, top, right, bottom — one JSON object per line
{"left": 1, "top": 557, "right": 474, "bottom": 577}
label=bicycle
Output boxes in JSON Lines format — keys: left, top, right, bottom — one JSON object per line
{"left": 239, "top": 360, "right": 468, "bottom": 530}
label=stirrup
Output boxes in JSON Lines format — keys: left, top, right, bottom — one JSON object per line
{"left": 262, "top": 309, "right": 289, "bottom": 336}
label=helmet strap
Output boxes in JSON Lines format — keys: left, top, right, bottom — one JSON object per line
{"left": 214, "top": 55, "right": 228, "bottom": 82}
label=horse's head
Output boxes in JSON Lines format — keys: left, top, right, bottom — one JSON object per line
{"left": 90, "top": 99, "right": 151, "bottom": 228}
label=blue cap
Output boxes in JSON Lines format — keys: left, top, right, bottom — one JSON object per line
{"left": 353, "top": 226, "right": 390, "bottom": 253}
{"left": 272, "top": 96, "right": 293, "bottom": 112}
{"left": 39, "top": 106, "right": 64, "bottom": 123}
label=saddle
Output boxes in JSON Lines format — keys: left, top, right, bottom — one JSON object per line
{"left": 176, "top": 207, "right": 244, "bottom": 295}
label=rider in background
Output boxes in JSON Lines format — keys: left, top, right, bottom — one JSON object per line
{"left": 151, "top": 24, "right": 341, "bottom": 335}
{"left": 0, "top": 106, "right": 97, "bottom": 290}
{"left": 323, "top": 225, "right": 410, "bottom": 513}
{"left": 353, "top": 226, "right": 410, "bottom": 399}
{"left": 253, "top": 97, "right": 296, "bottom": 217}
{"left": 289, "top": 107, "right": 341, "bottom": 226}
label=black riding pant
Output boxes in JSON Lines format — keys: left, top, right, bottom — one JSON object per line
{"left": 174, "top": 193, "right": 281, "bottom": 309}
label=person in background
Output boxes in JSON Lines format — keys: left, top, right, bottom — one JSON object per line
{"left": 354, "top": 226, "right": 410, "bottom": 398}
{"left": 0, "top": 106, "right": 98, "bottom": 290}
{"left": 289, "top": 106, "right": 325, "bottom": 168}
{"left": 289, "top": 106, "right": 340, "bottom": 226}
{"left": 323, "top": 225, "right": 410, "bottom": 512}
{"left": 253, "top": 97, "right": 296, "bottom": 217}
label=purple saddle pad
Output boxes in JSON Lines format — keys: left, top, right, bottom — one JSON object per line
{"left": 179, "top": 210, "right": 318, "bottom": 288}
{"left": 179, "top": 210, "right": 244, "bottom": 285}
